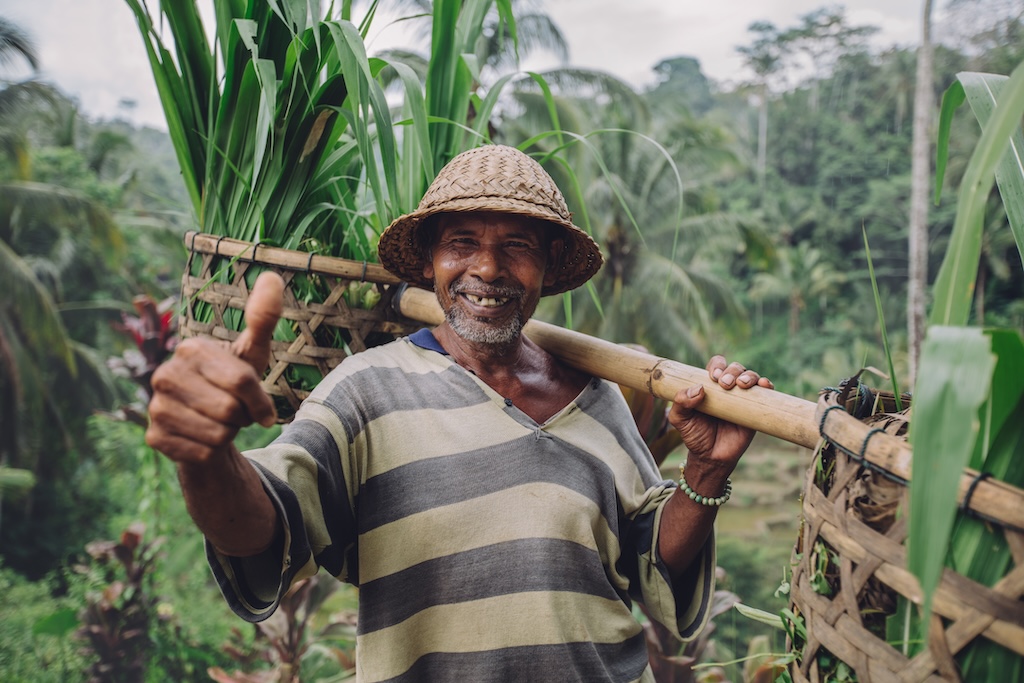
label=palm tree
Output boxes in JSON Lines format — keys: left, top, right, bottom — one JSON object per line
{"left": 737, "top": 21, "right": 788, "bottom": 196}
{"left": 0, "top": 18, "right": 119, "bottom": 544}
{"left": 748, "top": 242, "right": 845, "bottom": 337}
{"left": 521, "top": 105, "right": 747, "bottom": 362}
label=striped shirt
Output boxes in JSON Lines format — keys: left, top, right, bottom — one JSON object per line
{"left": 208, "top": 330, "right": 716, "bottom": 682}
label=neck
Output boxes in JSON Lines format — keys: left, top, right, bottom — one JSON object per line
{"left": 431, "top": 322, "right": 591, "bottom": 424}
{"left": 432, "top": 322, "right": 531, "bottom": 377}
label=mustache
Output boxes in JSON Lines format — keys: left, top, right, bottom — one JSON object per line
{"left": 449, "top": 279, "right": 525, "bottom": 299}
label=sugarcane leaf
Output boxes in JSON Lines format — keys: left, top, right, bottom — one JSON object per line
{"left": 863, "top": 227, "right": 902, "bottom": 409}
{"left": 930, "top": 62, "right": 1024, "bottom": 326}
{"left": 123, "top": 0, "right": 203, "bottom": 213}
{"left": 472, "top": 72, "right": 515, "bottom": 138}
{"left": 958, "top": 71, "right": 1024, "bottom": 269}
{"left": 387, "top": 58, "right": 435, "bottom": 183}
{"left": 251, "top": 58, "right": 278, "bottom": 204}
{"left": 908, "top": 326, "right": 995, "bottom": 623}
{"left": 934, "top": 80, "right": 965, "bottom": 205}
{"left": 978, "top": 329, "right": 1024, "bottom": 465}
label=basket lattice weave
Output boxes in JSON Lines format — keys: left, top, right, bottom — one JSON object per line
{"left": 788, "top": 386, "right": 1024, "bottom": 682}
{"left": 180, "top": 232, "right": 423, "bottom": 421}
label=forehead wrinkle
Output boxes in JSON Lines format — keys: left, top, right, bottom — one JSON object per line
{"left": 437, "top": 216, "right": 546, "bottom": 245}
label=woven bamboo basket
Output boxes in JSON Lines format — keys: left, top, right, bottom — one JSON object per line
{"left": 788, "top": 385, "right": 1024, "bottom": 682}
{"left": 179, "top": 231, "right": 423, "bottom": 421}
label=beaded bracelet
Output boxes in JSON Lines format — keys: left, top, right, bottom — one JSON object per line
{"left": 678, "top": 463, "right": 732, "bottom": 507}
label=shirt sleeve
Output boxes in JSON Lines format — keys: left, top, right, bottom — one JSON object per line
{"left": 622, "top": 481, "right": 717, "bottom": 642}
{"left": 206, "top": 395, "right": 364, "bottom": 623}
{"left": 206, "top": 457, "right": 318, "bottom": 622}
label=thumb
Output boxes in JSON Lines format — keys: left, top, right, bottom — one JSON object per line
{"left": 231, "top": 272, "right": 285, "bottom": 373}
{"left": 668, "top": 385, "right": 704, "bottom": 425}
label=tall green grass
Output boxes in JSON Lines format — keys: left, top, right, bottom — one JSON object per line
{"left": 900, "top": 61, "right": 1024, "bottom": 679}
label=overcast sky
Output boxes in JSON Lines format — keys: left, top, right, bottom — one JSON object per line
{"left": 2, "top": 0, "right": 927, "bottom": 130}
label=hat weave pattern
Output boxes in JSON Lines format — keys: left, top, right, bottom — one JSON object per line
{"left": 378, "top": 145, "right": 603, "bottom": 296}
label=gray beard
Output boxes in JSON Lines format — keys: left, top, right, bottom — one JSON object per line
{"left": 445, "top": 282, "right": 525, "bottom": 347}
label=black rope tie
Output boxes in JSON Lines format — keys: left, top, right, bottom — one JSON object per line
{"left": 360, "top": 261, "right": 368, "bottom": 282}
{"left": 961, "top": 471, "right": 992, "bottom": 513}
{"left": 819, "top": 404, "right": 846, "bottom": 438}
{"left": 306, "top": 251, "right": 315, "bottom": 273}
{"left": 214, "top": 235, "right": 227, "bottom": 257}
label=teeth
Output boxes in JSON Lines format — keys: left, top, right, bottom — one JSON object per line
{"left": 465, "top": 294, "right": 509, "bottom": 307}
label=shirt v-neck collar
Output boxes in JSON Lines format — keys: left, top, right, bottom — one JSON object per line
{"left": 405, "top": 328, "right": 600, "bottom": 429}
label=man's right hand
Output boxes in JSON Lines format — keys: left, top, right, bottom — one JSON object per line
{"left": 146, "top": 272, "right": 285, "bottom": 464}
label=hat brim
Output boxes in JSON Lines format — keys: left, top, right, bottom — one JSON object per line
{"left": 378, "top": 199, "right": 603, "bottom": 297}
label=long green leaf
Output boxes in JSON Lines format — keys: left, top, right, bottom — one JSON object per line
{"left": 930, "top": 61, "right": 1024, "bottom": 326}
{"left": 949, "top": 333, "right": 1024, "bottom": 679}
{"left": 957, "top": 71, "right": 1024, "bottom": 269}
{"left": 934, "top": 80, "right": 965, "bottom": 205}
{"left": 862, "top": 227, "right": 903, "bottom": 409}
{"left": 908, "top": 326, "right": 995, "bottom": 622}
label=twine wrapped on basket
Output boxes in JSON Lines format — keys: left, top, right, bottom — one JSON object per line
{"left": 788, "top": 386, "right": 1024, "bottom": 682}
{"left": 179, "top": 231, "right": 423, "bottom": 421}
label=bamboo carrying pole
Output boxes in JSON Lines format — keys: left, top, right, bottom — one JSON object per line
{"left": 394, "top": 284, "right": 821, "bottom": 449}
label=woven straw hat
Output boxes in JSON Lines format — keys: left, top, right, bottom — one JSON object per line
{"left": 377, "top": 145, "right": 603, "bottom": 296}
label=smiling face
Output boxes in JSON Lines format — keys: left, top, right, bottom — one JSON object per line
{"left": 423, "top": 211, "right": 560, "bottom": 347}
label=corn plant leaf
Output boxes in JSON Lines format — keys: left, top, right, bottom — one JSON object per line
{"left": 908, "top": 326, "right": 996, "bottom": 622}
{"left": 930, "top": 63, "right": 1024, "bottom": 326}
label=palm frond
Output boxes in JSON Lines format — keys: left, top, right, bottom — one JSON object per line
{"left": 0, "top": 18, "right": 40, "bottom": 71}
{"left": 0, "top": 239, "right": 74, "bottom": 369}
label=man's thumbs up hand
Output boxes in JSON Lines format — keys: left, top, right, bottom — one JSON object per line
{"left": 146, "top": 272, "right": 286, "bottom": 462}
{"left": 231, "top": 272, "right": 285, "bottom": 375}
{"left": 230, "top": 272, "right": 285, "bottom": 426}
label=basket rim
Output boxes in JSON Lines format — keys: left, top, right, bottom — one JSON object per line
{"left": 816, "top": 388, "right": 1024, "bottom": 533}
{"left": 184, "top": 231, "right": 402, "bottom": 285}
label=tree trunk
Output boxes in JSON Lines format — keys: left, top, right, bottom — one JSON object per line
{"left": 908, "top": 0, "right": 934, "bottom": 386}
{"left": 757, "top": 82, "right": 769, "bottom": 199}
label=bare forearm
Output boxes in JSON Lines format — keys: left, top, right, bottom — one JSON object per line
{"left": 657, "top": 459, "right": 732, "bottom": 579}
{"left": 177, "top": 445, "right": 279, "bottom": 557}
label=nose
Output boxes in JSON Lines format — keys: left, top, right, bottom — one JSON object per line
{"left": 467, "top": 243, "right": 505, "bottom": 282}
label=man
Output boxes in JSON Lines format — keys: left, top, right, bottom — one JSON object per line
{"left": 146, "top": 145, "right": 772, "bottom": 682}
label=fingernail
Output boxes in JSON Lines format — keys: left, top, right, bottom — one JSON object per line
{"left": 687, "top": 386, "right": 701, "bottom": 398}
{"left": 712, "top": 369, "right": 723, "bottom": 380}
{"left": 721, "top": 373, "right": 734, "bottom": 385}
{"left": 739, "top": 374, "right": 751, "bottom": 384}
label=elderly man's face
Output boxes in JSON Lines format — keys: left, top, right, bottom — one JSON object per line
{"left": 423, "top": 212, "right": 558, "bottom": 347}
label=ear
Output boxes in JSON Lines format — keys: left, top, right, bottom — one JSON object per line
{"left": 422, "top": 255, "right": 434, "bottom": 281}
{"left": 543, "top": 237, "right": 564, "bottom": 288}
